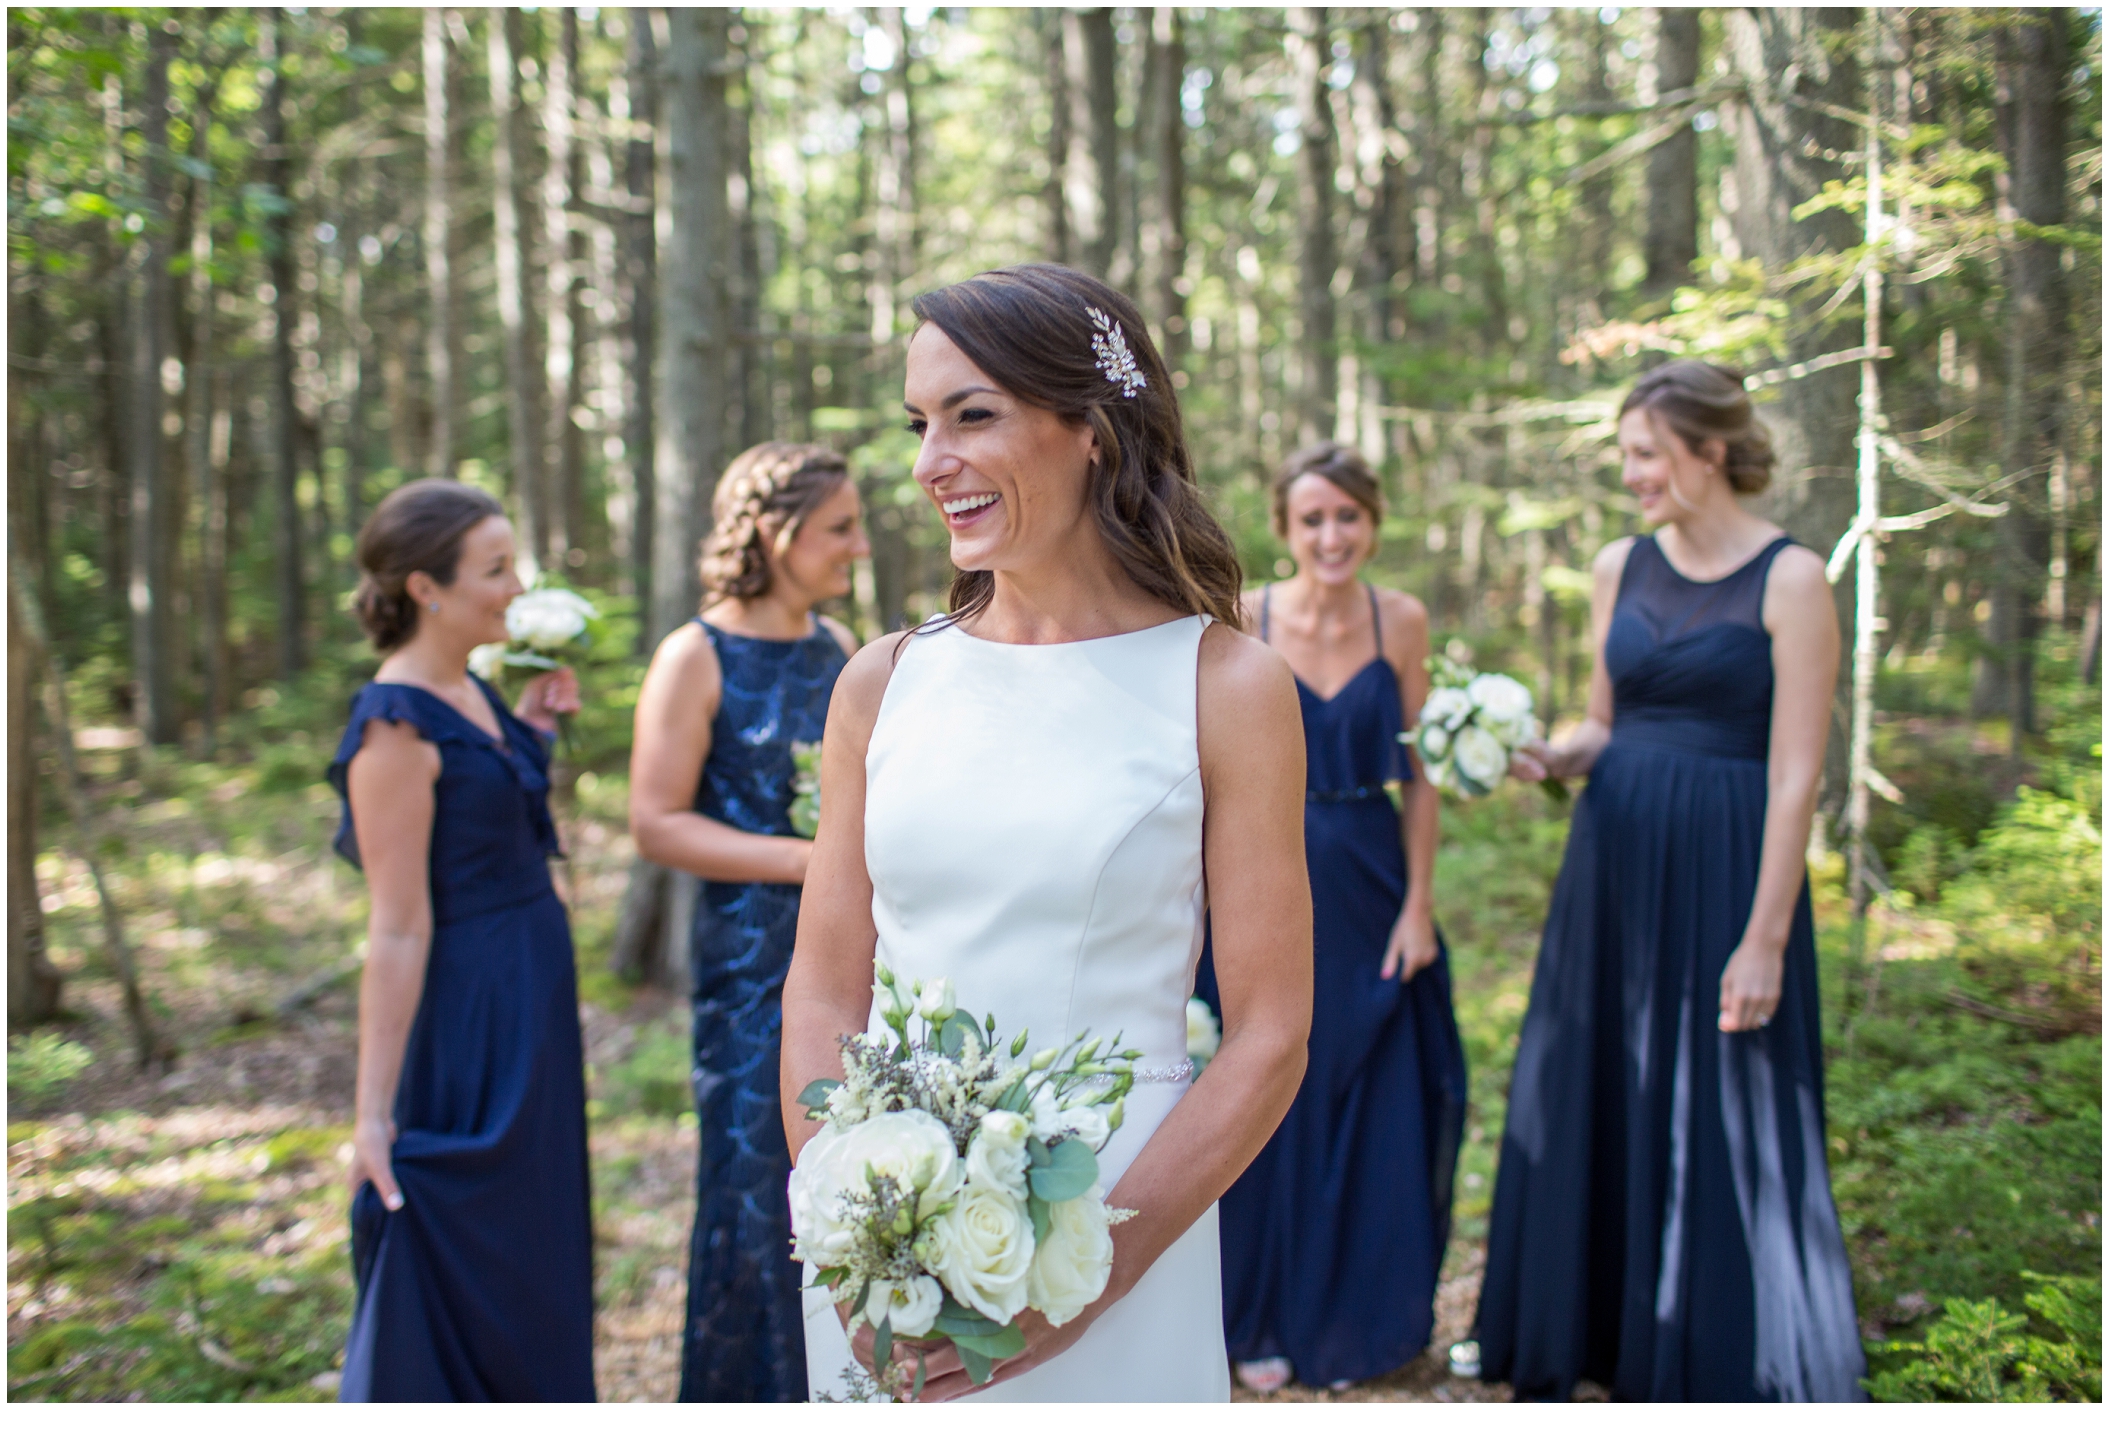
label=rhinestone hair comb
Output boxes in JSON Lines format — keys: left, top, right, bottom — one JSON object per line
{"left": 1086, "top": 305, "right": 1147, "bottom": 399}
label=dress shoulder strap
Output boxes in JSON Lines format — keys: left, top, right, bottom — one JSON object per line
{"left": 1366, "top": 583, "right": 1383, "bottom": 654}
{"left": 1259, "top": 584, "right": 1272, "bottom": 642}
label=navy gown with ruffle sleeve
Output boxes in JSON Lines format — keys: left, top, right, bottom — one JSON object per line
{"left": 329, "top": 676, "right": 595, "bottom": 1402}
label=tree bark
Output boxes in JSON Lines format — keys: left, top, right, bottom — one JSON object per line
{"left": 184, "top": 66, "right": 223, "bottom": 741}
{"left": 9, "top": 459, "right": 63, "bottom": 1028}
{"left": 624, "top": 8, "right": 659, "bottom": 614}
{"left": 130, "top": 20, "right": 177, "bottom": 742}
{"left": 261, "top": 9, "right": 304, "bottom": 678}
{"left": 1975, "top": 9, "right": 2069, "bottom": 745}
{"left": 869, "top": 7, "right": 917, "bottom": 348}
{"left": 489, "top": 8, "right": 545, "bottom": 564}
{"left": 1147, "top": 7, "right": 1187, "bottom": 365}
{"left": 1291, "top": 7, "right": 1338, "bottom": 440}
{"left": 1074, "top": 8, "right": 1120, "bottom": 280}
{"left": 733, "top": 34, "right": 770, "bottom": 448}
{"left": 1041, "top": 8, "right": 1071, "bottom": 265}
{"left": 651, "top": 6, "right": 728, "bottom": 644}
{"left": 545, "top": 5, "right": 587, "bottom": 569}
{"left": 422, "top": 7, "right": 457, "bottom": 475}
{"left": 1641, "top": 6, "right": 1701, "bottom": 297}
{"left": 1721, "top": 8, "right": 1862, "bottom": 566}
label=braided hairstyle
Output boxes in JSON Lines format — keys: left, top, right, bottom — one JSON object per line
{"left": 1620, "top": 360, "right": 1776, "bottom": 494}
{"left": 351, "top": 478, "right": 506, "bottom": 651}
{"left": 697, "top": 442, "right": 853, "bottom": 603}
{"left": 909, "top": 263, "right": 1242, "bottom": 630}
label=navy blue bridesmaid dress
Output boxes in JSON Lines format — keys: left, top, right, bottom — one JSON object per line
{"left": 1474, "top": 534, "right": 1866, "bottom": 1402}
{"left": 1197, "top": 585, "right": 1469, "bottom": 1387}
{"left": 330, "top": 676, "right": 595, "bottom": 1402}
{"left": 679, "top": 618, "right": 847, "bottom": 1403}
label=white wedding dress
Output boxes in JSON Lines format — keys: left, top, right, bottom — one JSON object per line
{"left": 802, "top": 613, "right": 1230, "bottom": 1403}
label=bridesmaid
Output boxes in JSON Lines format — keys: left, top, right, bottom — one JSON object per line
{"left": 1471, "top": 361, "right": 1865, "bottom": 1401}
{"left": 333, "top": 479, "right": 592, "bottom": 1401}
{"left": 1197, "top": 443, "right": 1468, "bottom": 1392}
{"left": 629, "top": 442, "right": 866, "bottom": 1402}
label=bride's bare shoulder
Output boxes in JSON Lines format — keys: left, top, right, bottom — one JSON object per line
{"left": 830, "top": 629, "right": 919, "bottom": 734}
{"left": 1197, "top": 621, "right": 1298, "bottom": 726}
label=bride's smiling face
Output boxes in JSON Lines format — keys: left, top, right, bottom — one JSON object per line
{"left": 904, "top": 323, "right": 1100, "bottom": 577}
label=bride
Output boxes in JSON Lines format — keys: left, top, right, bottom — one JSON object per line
{"left": 781, "top": 263, "right": 1312, "bottom": 1402}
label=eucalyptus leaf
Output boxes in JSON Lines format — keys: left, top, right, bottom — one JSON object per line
{"left": 1029, "top": 1192, "right": 1053, "bottom": 1246}
{"left": 1029, "top": 1136, "right": 1099, "bottom": 1201}
{"left": 795, "top": 1077, "right": 841, "bottom": 1110}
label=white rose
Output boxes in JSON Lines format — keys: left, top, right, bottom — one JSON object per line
{"left": 505, "top": 588, "right": 597, "bottom": 652}
{"left": 468, "top": 643, "right": 508, "bottom": 681}
{"left": 1414, "top": 722, "right": 1452, "bottom": 759}
{"left": 1026, "top": 1185, "right": 1116, "bottom": 1327}
{"left": 1058, "top": 1106, "right": 1113, "bottom": 1153}
{"left": 1466, "top": 671, "right": 1535, "bottom": 724}
{"left": 788, "top": 1110, "right": 962, "bottom": 1266}
{"left": 922, "top": 1181, "right": 1033, "bottom": 1324}
{"left": 867, "top": 1274, "right": 942, "bottom": 1337}
{"left": 965, "top": 1110, "right": 1031, "bottom": 1200}
{"left": 1482, "top": 708, "right": 1540, "bottom": 750}
{"left": 1452, "top": 724, "right": 1509, "bottom": 790}
{"left": 1185, "top": 997, "right": 1221, "bottom": 1062}
{"left": 1419, "top": 686, "right": 1473, "bottom": 731}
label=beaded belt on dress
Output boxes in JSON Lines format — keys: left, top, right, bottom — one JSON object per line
{"left": 1090, "top": 1059, "right": 1194, "bottom": 1084}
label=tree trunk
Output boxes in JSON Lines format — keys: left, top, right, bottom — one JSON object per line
{"left": 1041, "top": 8, "right": 1071, "bottom": 265}
{"left": 1074, "top": 8, "right": 1119, "bottom": 280}
{"left": 1641, "top": 6, "right": 1701, "bottom": 297}
{"left": 422, "top": 7, "right": 457, "bottom": 475}
{"left": 733, "top": 36, "right": 770, "bottom": 448}
{"left": 1975, "top": 9, "right": 2069, "bottom": 745}
{"left": 1573, "top": 10, "right": 1614, "bottom": 321}
{"left": 185, "top": 71, "right": 222, "bottom": 741}
{"left": 1146, "top": 7, "right": 1187, "bottom": 365}
{"left": 9, "top": 453, "right": 63, "bottom": 1028}
{"left": 651, "top": 6, "right": 728, "bottom": 644}
{"left": 545, "top": 5, "right": 586, "bottom": 569}
{"left": 130, "top": 20, "right": 177, "bottom": 742}
{"left": 870, "top": 7, "right": 916, "bottom": 348}
{"left": 1291, "top": 8, "right": 1338, "bottom": 441}
{"left": 624, "top": 8, "right": 659, "bottom": 615}
{"left": 1721, "top": 9, "right": 1862, "bottom": 566}
{"left": 489, "top": 8, "right": 545, "bottom": 564}
{"left": 263, "top": 10, "right": 305, "bottom": 677}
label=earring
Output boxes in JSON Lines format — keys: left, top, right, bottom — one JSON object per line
{"left": 428, "top": 603, "right": 440, "bottom": 613}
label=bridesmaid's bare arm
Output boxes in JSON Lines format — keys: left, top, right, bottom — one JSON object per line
{"left": 1513, "top": 536, "right": 1629, "bottom": 782}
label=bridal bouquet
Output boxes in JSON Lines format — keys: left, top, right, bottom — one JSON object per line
{"left": 791, "top": 966, "right": 1140, "bottom": 1397}
{"left": 1405, "top": 656, "right": 1560, "bottom": 800}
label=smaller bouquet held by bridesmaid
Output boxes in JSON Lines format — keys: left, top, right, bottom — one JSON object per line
{"left": 1406, "top": 655, "right": 1562, "bottom": 800}
{"left": 470, "top": 584, "right": 602, "bottom": 748}
{"left": 790, "top": 966, "right": 1139, "bottom": 1397}
{"left": 788, "top": 740, "right": 823, "bottom": 839}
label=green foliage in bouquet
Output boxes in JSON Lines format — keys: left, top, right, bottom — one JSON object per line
{"left": 789, "top": 741, "right": 822, "bottom": 839}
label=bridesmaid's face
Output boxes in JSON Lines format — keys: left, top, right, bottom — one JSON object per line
{"left": 1281, "top": 473, "right": 1377, "bottom": 587}
{"left": 415, "top": 515, "right": 524, "bottom": 649}
{"left": 771, "top": 480, "right": 870, "bottom": 603}
{"left": 903, "top": 324, "right": 1100, "bottom": 578}
{"left": 1619, "top": 408, "right": 1727, "bottom": 526}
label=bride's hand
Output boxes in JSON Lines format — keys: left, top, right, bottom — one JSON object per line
{"left": 914, "top": 1302, "right": 1110, "bottom": 1403}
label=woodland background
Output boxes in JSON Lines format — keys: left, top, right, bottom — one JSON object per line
{"left": 7, "top": 6, "right": 2103, "bottom": 1402}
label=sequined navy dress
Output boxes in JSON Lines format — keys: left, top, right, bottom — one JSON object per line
{"left": 679, "top": 618, "right": 848, "bottom": 1403}
{"left": 1474, "top": 534, "right": 1866, "bottom": 1401}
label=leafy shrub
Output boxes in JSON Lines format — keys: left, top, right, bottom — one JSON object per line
{"left": 1867, "top": 1273, "right": 2101, "bottom": 1402}
{"left": 9, "top": 1033, "right": 93, "bottom": 1104}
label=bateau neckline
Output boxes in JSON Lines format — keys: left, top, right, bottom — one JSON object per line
{"left": 368, "top": 676, "right": 511, "bottom": 748}
{"left": 1647, "top": 531, "right": 1787, "bottom": 586}
{"left": 936, "top": 613, "right": 1200, "bottom": 650}
{"left": 700, "top": 613, "right": 821, "bottom": 643}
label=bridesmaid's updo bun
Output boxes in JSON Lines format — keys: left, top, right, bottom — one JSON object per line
{"left": 910, "top": 263, "right": 1243, "bottom": 629}
{"left": 1272, "top": 442, "right": 1384, "bottom": 533}
{"left": 352, "top": 478, "right": 506, "bottom": 651}
{"left": 1620, "top": 360, "right": 1775, "bottom": 494}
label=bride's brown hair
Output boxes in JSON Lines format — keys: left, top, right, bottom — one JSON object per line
{"left": 908, "top": 264, "right": 1242, "bottom": 630}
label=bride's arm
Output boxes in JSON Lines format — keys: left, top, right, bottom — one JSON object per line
{"left": 780, "top": 635, "right": 898, "bottom": 1163}
{"left": 924, "top": 622, "right": 1312, "bottom": 1400}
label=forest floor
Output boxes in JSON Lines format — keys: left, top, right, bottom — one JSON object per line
{"left": 8, "top": 646, "right": 2099, "bottom": 1401}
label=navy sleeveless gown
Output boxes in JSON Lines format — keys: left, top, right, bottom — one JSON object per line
{"left": 1474, "top": 535, "right": 1866, "bottom": 1402}
{"left": 1197, "top": 586, "right": 1469, "bottom": 1386}
{"left": 679, "top": 619, "right": 847, "bottom": 1402}
{"left": 330, "top": 676, "right": 595, "bottom": 1402}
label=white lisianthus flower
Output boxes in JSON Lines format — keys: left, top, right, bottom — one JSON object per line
{"left": 1415, "top": 722, "right": 1452, "bottom": 759}
{"left": 1058, "top": 1105, "right": 1113, "bottom": 1152}
{"left": 1026, "top": 1185, "right": 1116, "bottom": 1328}
{"left": 1025, "top": 1086, "right": 1066, "bottom": 1144}
{"left": 1420, "top": 686, "right": 1473, "bottom": 731}
{"left": 1452, "top": 724, "right": 1510, "bottom": 790}
{"left": 922, "top": 1181, "right": 1033, "bottom": 1324}
{"left": 468, "top": 643, "right": 508, "bottom": 682}
{"left": 1468, "top": 672, "right": 1539, "bottom": 748}
{"left": 867, "top": 1274, "right": 943, "bottom": 1337}
{"left": 913, "top": 976, "right": 957, "bottom": 1022}
{"left": 505, "top": 587, "right": 598, "bottom": 652}
{"left": 965, "top": 1110, "right": 1031, "bottom": 1199}
{"left": 1185, "top": 997, "right": 1221, "bottom": 1062}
